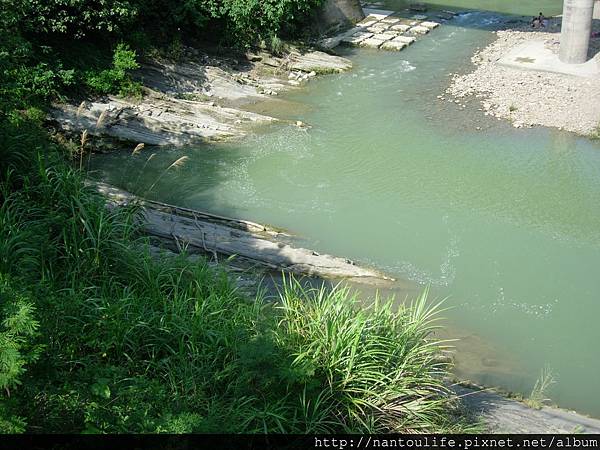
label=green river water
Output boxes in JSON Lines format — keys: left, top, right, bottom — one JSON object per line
{"left": 91, "top": 1, "right": 600, "bottom": 416}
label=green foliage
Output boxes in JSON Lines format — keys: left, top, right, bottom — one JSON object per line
{"left": 209, "top": 0, "right": 325, "bottom": 45}
{"left": 0, "top": 29, "right": 74, "bottom": 109}
{"left": 0, "top": 278, "right": 42, "bottom": 434}
{"left": 84, "top": 43, "right": 141, "bottom": 98}
{"left": 1, "top": 0, "right": 327, "bottom": 109}
{"left": 274, "top": 280, "right": 459, "bottom": 432}
{"left": 0, "top": 280, "right": 41, "bottom": 392}
{"left": 268, "top": 35, "right": 286, "bottom": 55}
{"left": 7, "top": 0, "right": 137, "bottom": 38}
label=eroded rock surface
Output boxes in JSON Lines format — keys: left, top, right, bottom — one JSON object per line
{"left": 53, "top": 94, "right": 275, "bottom": 146}
{"left": 52, "top": 47, "right": 352, "bottom": 146}
{"left": 93, "top": 181, "right": 394, "bottom": 283}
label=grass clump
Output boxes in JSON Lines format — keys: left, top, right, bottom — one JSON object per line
{"left": 590, "top": 123, "right": 600, "bottom": 141}
{"left": 524, "top": 366, "right": 556, "bottom": 410}
{"left": 275, "top": 281, "right": 462, "bottom": 432}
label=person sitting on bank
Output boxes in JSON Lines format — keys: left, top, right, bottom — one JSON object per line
{"left": 531, "top": 16, "right": 541, "bottom": 28}
{"left": 539, "top": 12, "right": 549, "bottom": 27}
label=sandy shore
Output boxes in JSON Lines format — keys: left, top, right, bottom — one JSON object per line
{"left": 447, "top": 19, "right": 600, "bottom": 136}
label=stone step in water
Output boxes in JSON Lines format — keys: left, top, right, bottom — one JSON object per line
{"left": 409, "top": 25, "right": 431, "bottom": 34}
{"left": 322, "top": 8, "right": 444, "bottom": 52}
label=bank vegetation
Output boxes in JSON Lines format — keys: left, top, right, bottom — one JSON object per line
{"left": 0, "top": 0, "right": 470, "bottom": 433}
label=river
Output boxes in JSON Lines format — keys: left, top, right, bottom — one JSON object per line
{"left": 90, "top": 1, "right": 600, "bottom": 416}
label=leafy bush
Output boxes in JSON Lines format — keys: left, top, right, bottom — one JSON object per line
{"left": 7, "top": 0, "right": 137, "bottom": 38}
{"left": 0, "top": 278, "right": 42, "bottom": 434}
{"left": 210, "top": 0, "right": 325, "bottom": 45}
{"left": 84, "top": 43, "right": 141, "bottom": 98}
{"left": 0, "top": 280, "right": 41, "bottom": 393}
{"left": 0, "top": 29, "right": 75, "bottom": 109}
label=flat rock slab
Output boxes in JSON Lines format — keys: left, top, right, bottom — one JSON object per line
{"left": 456, "top": 386, "right": 600, "bottom": 433}
{"left": 358, "top": 19, "right": 380, "bottom": 27}
{"left": 379, "top": 31, "right": 400, "bottom": 39}
{"left": 409, "top": 25, "right": 430, "bottom": 34}
{"left": 421, "top": 20, "right": 441, "bottom": 28}
{"left": 287, "top": 50, "right": 352, "bottom": 74}
{"left": 393, "top": 35, "right": 417, "bottom": 45}
{"left": 367, "top": 25, "right": 390, "bottom": 33}
{"left": 391, "top": 24, "right": 411, "bottom": 32}
{"left": 53, "top": 95, "right": 275, "bottom": 146}
{"left": 362, "top": 8, "right": 396, "bottom": 19}
{"left": 360, "top": 37, "right": 388, "bottom": 48}
{"left": 93, "top": 181, "right": 395, "bottom": 283}
{"left": 381, "top": 41, "right": 408, "bottom": 51}
{"left": 342, "top": 32, "right": 373, "bottom": 45}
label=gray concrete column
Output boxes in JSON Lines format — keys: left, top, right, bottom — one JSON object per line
{"left": 559, "top": 0, "right": 595, "bottom": 64}
{"left": 594, "top": 0, "right": 600, "bottom": 19}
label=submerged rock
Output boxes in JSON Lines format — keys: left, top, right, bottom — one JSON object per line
{"left": 93, "top": 181, "right": 395, "bottom": 283}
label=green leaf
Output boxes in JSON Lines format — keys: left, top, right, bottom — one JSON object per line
{"left": 91, "top": 379, "right": 111, "bottom": 399}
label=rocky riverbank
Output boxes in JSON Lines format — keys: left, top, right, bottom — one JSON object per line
{"left": 447, "top": 18, "right": 600, "bottom": 136}
{"left": 51, "top": 46, "right": 352, "bottom": 148}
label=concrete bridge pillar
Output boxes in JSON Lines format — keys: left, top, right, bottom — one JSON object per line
{"left": 559, "top": 0, "right": 595, "bottom": 64}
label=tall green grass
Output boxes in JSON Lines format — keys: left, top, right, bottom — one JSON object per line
{"left": 0, "top": 114, "right": 470, "bottom": 433}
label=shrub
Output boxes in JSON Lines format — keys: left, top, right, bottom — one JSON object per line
{"left": 212, "top": 0, "right": 325, "bottom": 45}
{"left": 7, "top": 0, "right": 137, "bottom": 38}
{"left": 84, "top": 43, "right": 141, "bottom": 97}
{"left": 0, "top": 278, "right": 42, "bottom": 433}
